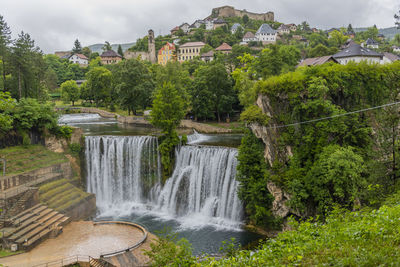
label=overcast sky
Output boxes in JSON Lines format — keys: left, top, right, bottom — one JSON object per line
{"left": 1, "top": 0, "right": 399, "bottom": 53}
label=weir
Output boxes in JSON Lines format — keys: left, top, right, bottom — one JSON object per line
{"left": 85, "top": 135, "right": 243, "bottom": 228}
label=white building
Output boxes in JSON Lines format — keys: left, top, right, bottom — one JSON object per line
{"left": 255, "top": 24, "right": 277, "bottom": 44}
{"left": 67, "top": 54, "right": 88, "bottom": 66}
{"left": 392, "top": 46, "right": 400, "bottom": 53}
{"left": 205, "top": 19, "right": 214, "bottom": 30}
{"left": 382, "top": 52, "right": 400, "bottom": 64}
{"left": 231, "top": 23, "right": 243, "bottom": 34}
{"left": 363, "top": 38, "right": 379, "bottom": 49}
{"left": 241, "top": 32, "right": 256, "bottom": 45}
{"left": 277, "top": 24, "right": 290, "bottom": 35}
{"left": 180, "top": 23, "right": 190, "bottom": 34}
{"left": 333, "top": 42, "right": 383, "bottom": 65}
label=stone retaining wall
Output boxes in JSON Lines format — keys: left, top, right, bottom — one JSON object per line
{"left": 65, "top": 194, "right": 96, "bottom": 221}
{"left": 0, "top": 162, "right": 72, "bottom": 191}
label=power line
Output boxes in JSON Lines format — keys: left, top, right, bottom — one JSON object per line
{"left": 266, "top": 100, "right": 400, "bottom": 130}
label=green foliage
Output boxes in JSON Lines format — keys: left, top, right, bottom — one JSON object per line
{"left": 237, "top": 130, "right": 276, "bottom": 227}
{"left": 201, "top": 204, "right": 400, "bottom": 266}
{"left": 0, "top": 91, "right": 15, "bottom": 136}
{"left": 219, "top": 238, "right": 240, "bottom": 258}
{"left": 85, "top": 66, "right": 112, "bottom": 107}
{"left": 60, "top": 80, "right": 80, "bottom": 106}
{"left": 150, "top": 82, "right": 185, "bottom": 133}
{"left": 52, "top": 125, "right": 73, "bottom": 139}
{"left": 253, "top": 62, "right": 400, "bottom": 216}
{"left": 190, "top": 62, "right": 235, "bottom": 122}
{"left": 150, "top": 82, "right": 185, "bottom": 180}
{"left": 240, "top": 105, "right": 269, "bottom": 125}
{"left": 12, "top": 98, "right": 58, "bottom": 132}
{"left": 72, "top": 39, "right": 82, "bottom": 54}
{"left": 144, "top": 228, "right": 196, "bottom": 267}
{"left": 113, "top": 59, "right": 154, "bottom": 115}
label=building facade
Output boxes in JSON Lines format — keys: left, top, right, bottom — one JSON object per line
{"left": 100, "top": 50, "right": 122, "bottom": 65}
{"left": 178, "top": 42, "right": 206, "bottom": 62}
{"left": 68, "top": 54, "right": 88, "bottom": 66}
{"left": 158, "top": 42, "right": 176, "bottom": 65}
{"left": 255, "top": 24, "right": 277, "bottom": 44}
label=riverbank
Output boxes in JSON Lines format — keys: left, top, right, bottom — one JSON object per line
{"left": 57, "top": 106, "right": 245, "bottom": 134}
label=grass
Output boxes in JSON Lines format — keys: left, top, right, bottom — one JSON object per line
{"left": 0, "top": 249, "right": 23, "bottom": 258}
{"left": 39, "top": 179, "right": 91, "bottom": 213}
{"left": 0, "top": 145, "right": 68, "bottom": 176}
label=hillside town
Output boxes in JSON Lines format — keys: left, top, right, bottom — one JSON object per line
{"left": 55, "top": 5, "right": 400, "bottom": 69}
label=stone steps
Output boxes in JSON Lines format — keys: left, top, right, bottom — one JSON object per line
{"left": 3, "top": 204, "right": 69, "bottom": 250}
{"left": 4, "top": 207, "right": 53, "bottom": 238}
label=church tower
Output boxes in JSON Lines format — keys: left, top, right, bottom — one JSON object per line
{"left": 148, "top": 29, "right": 156, "bottom": 64}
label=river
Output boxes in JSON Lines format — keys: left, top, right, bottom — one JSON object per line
{"left": 60, "top": 113, "right": 262, "bottom": 255}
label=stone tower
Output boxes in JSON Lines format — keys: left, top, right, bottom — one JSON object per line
{"left": 148, "top": 29, "right": 156, "bottom": 64}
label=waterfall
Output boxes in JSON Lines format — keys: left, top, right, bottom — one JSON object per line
{"left": 86, "top": 135, "right": 243, "bottom": 228}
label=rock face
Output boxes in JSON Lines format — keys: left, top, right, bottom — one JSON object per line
{"left": 250, "top": 94, "right": 297, "bottom": 218}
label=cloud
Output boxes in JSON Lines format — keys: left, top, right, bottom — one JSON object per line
{"left": 1, "top": 0, "right": 398, "bottom": 53}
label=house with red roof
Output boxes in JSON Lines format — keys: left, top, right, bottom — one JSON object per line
{"left": 215, "top": 43, "right": 232, "bottom": 54}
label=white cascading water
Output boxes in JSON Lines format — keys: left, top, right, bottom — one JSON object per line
{"left": 86, "top": 135, "right": 243, "bottom": 229}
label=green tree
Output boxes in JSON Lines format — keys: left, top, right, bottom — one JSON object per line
{"left": 0, "top": 15, "right": 11, "bottom": 91}
{"left": 191, "top": 63, "right": 235, "bottom": 122}
{"left": 237, "top": 129, "right": 275, "bottom": 227}
{"left": 347, "top": 23, "right": 354, "bottom": 33}
{"left": 60, "top": 80, "right": 80, "bottom": 106}
{"left": 0, "top": 91, "right": 15, "bottom": 136}
{"left": 102, "top": 41, "right": 112, "bottom": 52}
{"left": 150, "top": 82, "right": 186, "bottom": 179}
{"left": 82, "top": 46, "right": 92, "bottom": 58}
{"left": 117, "top": 44, "right": 124, "bottom": 58}
{"left": 305, "top": 145, "right": 365, "bottom": 214}
{"left": 11, "top": 31, "right": 42, "bottom": 99}
{"left": 144, "top": 229, "right": 196, "bottom": 267}
{"left": 113, "top": 59, "right": 154, "bottom": 115}
{"left": 86, "top": 66, "right": 112, "bottom": 107}
{"left": 72, "top": 39, "right": 82, "bottom": 54}
{"left": 242, "top": 14, "right": 249, "bottom": 25}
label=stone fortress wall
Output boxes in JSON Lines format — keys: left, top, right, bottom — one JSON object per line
{"left": 211, "top": 6, "right": 274, "bottom": 21}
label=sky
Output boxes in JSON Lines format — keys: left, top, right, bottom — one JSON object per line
{"left": 1, "top": 0, "right": 399, "bottom": 53}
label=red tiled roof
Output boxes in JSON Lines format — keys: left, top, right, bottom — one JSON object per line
{"left": 75, "top": 54, "right": 88, "bottom": 60}
{"left": 243, "top": 32, "right": 255, "bottom": 39}
{"left": 215, "top": 42, "right": 232, "bottom": 51}
{"left": 171, "top": 26, "right": 180, "bottom": 32}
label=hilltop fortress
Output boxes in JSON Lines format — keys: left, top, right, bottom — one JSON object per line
{"left": 209, "top": 6, "right": 274, "bottom": 21}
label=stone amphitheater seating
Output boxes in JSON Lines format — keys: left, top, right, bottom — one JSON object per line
{"left": 1, "top": 203, "right": 70, "bottom": 250}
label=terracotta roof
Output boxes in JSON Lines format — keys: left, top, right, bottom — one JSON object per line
{"left": 75, "top": 54, "right": 88, "bottom": 60}
{"left": 179, "top": 42, "right": 206, "bottom": 48}
{"left": 243, "top": 32, "right": 255, "bottom": 39}
{"left": 201, "top": 50, "right": 214, "bottom": 57}
{"left": 100, "top": 50, "right": 122, "bottom": 58}
{"left": 333, "top": 43, "right": 383, "bottom": 59}
{"left": 171, "top": 26, "right": 180, "bottom": 31}
{"left": 297, "top": 56, "right": 338, "bottom": 67}
{"left": 216, "top": 42, "right": 232, "bottom": 51}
